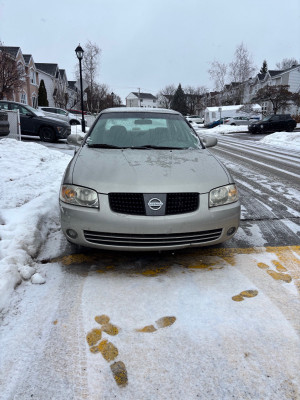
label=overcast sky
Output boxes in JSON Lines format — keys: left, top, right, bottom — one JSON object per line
{"left": 0, "top": 0, "right": 299, "bottom": 103}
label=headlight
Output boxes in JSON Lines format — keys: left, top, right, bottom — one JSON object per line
{"left": 60, "top": 184, "right": 99, "bottom": 208}
{"left": 209, "top": 184, "right": 238, "bottom": 207}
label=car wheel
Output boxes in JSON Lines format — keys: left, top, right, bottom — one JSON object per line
{"left": 70, "top": 120, "right": 80, "bottom": 125}
{"left": 230, "top": 123, "right": 236, "bottom": 126}
{"left": 286, "top": 126, "right": 294, "bottom": 132}
{"left": 39, "top": 126, "right": 57, "bottom": 142}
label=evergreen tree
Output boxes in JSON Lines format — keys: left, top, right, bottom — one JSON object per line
{"left": 38, "top": 80, "right": 49, "bottom": 106}
{"left": 170, "top": 84, "right": 188, "bottom": 115}
{"left": 260, "top": 60, "right": 268, "bottom": 74}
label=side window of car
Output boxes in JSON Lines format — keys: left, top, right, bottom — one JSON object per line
{"left": 0, "top": 102, "right": 9, "bottom": 110}
{"left": 10, "top": 104, "right": 28, "bottom": 115}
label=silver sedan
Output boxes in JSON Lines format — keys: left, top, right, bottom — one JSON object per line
{"left": 59, "top": 108, "right": 240, "bottom": 251}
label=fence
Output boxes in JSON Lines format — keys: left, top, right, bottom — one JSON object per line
{"left": 6, "top": 110, "right": 21, "bottom": 140}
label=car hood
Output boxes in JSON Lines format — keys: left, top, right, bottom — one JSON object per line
{"left": 66, "top": 147, "right": 231, "bottom": 193}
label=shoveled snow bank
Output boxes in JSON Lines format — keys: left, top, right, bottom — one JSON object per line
{"left": 260, "top": 131, "right": 300, "bottom": 152}
{"left": 194, "top": 124, "right": 249, "bottom": 135}
{"left": 0, "top": 139, "right": 71, "bottom": 311}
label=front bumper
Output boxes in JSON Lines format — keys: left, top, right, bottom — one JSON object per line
{"left": 60, "top": 193, "right": 240, "bottom": 251}
{"left": 57, "top": 126, "right": 71, "bottom": 139}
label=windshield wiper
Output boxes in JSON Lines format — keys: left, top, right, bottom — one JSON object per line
{"left": 87, "top": 143, "right": 125, "bottom": 149}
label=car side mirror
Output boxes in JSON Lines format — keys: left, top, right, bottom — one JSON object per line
{"left": 67, "top": 133, "right": 84, "bottom": 146}
{"left": 202, "top": 136, "right": 217, "bottom": 148}
{"left": 26, "top": 112, "right": 34, "bottom": 117}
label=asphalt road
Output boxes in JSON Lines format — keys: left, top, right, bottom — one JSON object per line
{"left": 206, "top": 131, "right": 300, "bottom": 248}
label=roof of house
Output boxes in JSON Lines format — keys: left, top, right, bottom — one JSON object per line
{"left": 68, "top": 81, "right": 77, "bottom": 90}
{"left": 0, "top": 46, "right": 21, "bottom": 57}
{"left": 257, "top": 73, "right": 266, "bottom": 81}
{"left": 130, "top": 92, "right": 157, "bottom": 100}
{"left": 35, "top": 63, "right": 59, "bottom": 76}
{"left": 268, "top": 70, "right": 284, "bottom": 77}
{"left": 23, "top": 54, "right": 32, "bottom": 64}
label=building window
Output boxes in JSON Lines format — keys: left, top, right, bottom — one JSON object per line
{"left": 20, "top": 92, "right": 27, "bottom": 104}
{"left": 30, "top": 69, "right": 36, "bottom": 85}
{"left": 32, "top": 95, "right": 38, "bottom": 108}
{"left": 17, "top": 62, "right": 26, "bottom": 81}
{"left": 262, "top": 102, "right": 268, "bottom": 114}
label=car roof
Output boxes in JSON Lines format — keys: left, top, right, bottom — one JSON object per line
{"left": 0, "top": 100, "right": 29, "bottom": 106}
{"left": 100, "top": 107, "right": 182, "bottom": 116}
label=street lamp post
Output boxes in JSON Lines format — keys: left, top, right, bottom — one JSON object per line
{"left": 75, "top": 44, "right": 86, "bottom": 133}
{"left": 111, "top": 92, "right": 114, "bottom": 108}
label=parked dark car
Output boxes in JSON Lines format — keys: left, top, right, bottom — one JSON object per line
{"left": 248, "top": 114, "right": 296, "bottom": 134}
{"left": 0, "top": 111, "right": 10, "bottom": 137}
{"left": 205, "top": 118, "right": 229, "bottom": 129}
{"left": 0, "top": 100, "right": 71, "bottom": 142}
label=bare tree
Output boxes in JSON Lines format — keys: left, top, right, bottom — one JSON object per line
{"left": 229, "top": 43, "right": 256, "bottom": 83}
{"left": 208, "top": 61, "right": 227, "bottom": 92}
{"left": 275, "top": 58, "right": 299, "bottom": 70}
{"left": 0, "top": 50, "right": 26, "bottom": 100}
{"left": 75, "top": 41, "right": 101, "bottom": 112}
{"left": 86, "top": 83, "right": 121, "bottom": 113}
{"left": 184, "top": 85, "right": 208, "bottom": 114}
{"left": 157, "top": 84, "right": 176, "bottom": 108}
{"left": 252, "top": 85, "right": 294, "bottom": 114}
{"left": 227, "top": 43, "right": 256, "bottom": 104}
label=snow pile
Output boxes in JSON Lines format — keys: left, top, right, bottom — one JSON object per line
{"left": 0, "top": 139, "right": 71, "bottom": 311}
{"left": 195, "top": 125, "right": 248, "bottom": 135}
{"left": 260, "top": 131, "right": 300, "bottom": 152}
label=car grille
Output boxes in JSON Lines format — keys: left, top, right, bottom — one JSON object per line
{"left": 83, "top": 229, "right": 222, "bottom": 247}
{"left": 109, "top": 193, "right": 199, "bottom": 215}
{"left": 109, "top": 193, "right": 145, "bottom": 215}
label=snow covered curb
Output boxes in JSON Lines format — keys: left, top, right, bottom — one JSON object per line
{"left": 0, "top": 139, "right": 71, "bottom": 312}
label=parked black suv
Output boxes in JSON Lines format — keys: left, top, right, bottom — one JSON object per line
{"left": 0, "top": 110, "right": 10, "bottom": 137}
{"left": 248, "top": 114, "right": 296, "bottom": 134}
{"left": 0, "top": 100, "right": 71, "bottom": 142}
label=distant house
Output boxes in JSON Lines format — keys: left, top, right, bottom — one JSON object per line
{"left": 23, "top": 54, "right": 39, "bottom": 108}
{"left": 126, "top": 92, "right": 157, "bottom": 108}
{"left": 35, "top": 63, "right": 60, "bottom": 107}
{"left": 0, "top": 46, "right": 39, "bottom": 107}
{"left": 243, "top": 65, "right": 300, "bottom": 114}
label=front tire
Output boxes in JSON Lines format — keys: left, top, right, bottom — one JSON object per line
{"left": 39, "top": 126, "right": 57, "bottom": 142}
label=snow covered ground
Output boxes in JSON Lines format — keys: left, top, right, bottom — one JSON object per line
{"left": 1, "top": 128, "right": 300, "bottom": 399}
{"left": 193, "top": 123, "right": 300, "bottom": 152}
{"left": 1, "top": 128, "right": 300, "bottom": 313}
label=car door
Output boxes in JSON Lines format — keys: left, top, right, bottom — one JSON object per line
{"left": 268, "top": 115, "right": 281, "bottom": 131}
{"left": 9, "top": 103, "right": 36, "bottom": 134}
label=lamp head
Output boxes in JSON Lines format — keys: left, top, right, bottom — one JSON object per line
{"left": 75, "top": 44, "right": 84, "bottom": 60}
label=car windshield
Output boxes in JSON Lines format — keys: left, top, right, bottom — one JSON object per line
{"left": 262, "top": 116, "right": 272, "bottom": 121}
{"left": 86, "top": 112, "right": 202, "bottom": 149}
{"left": 26, "top": 105, "right": 45, "bottom": 117}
